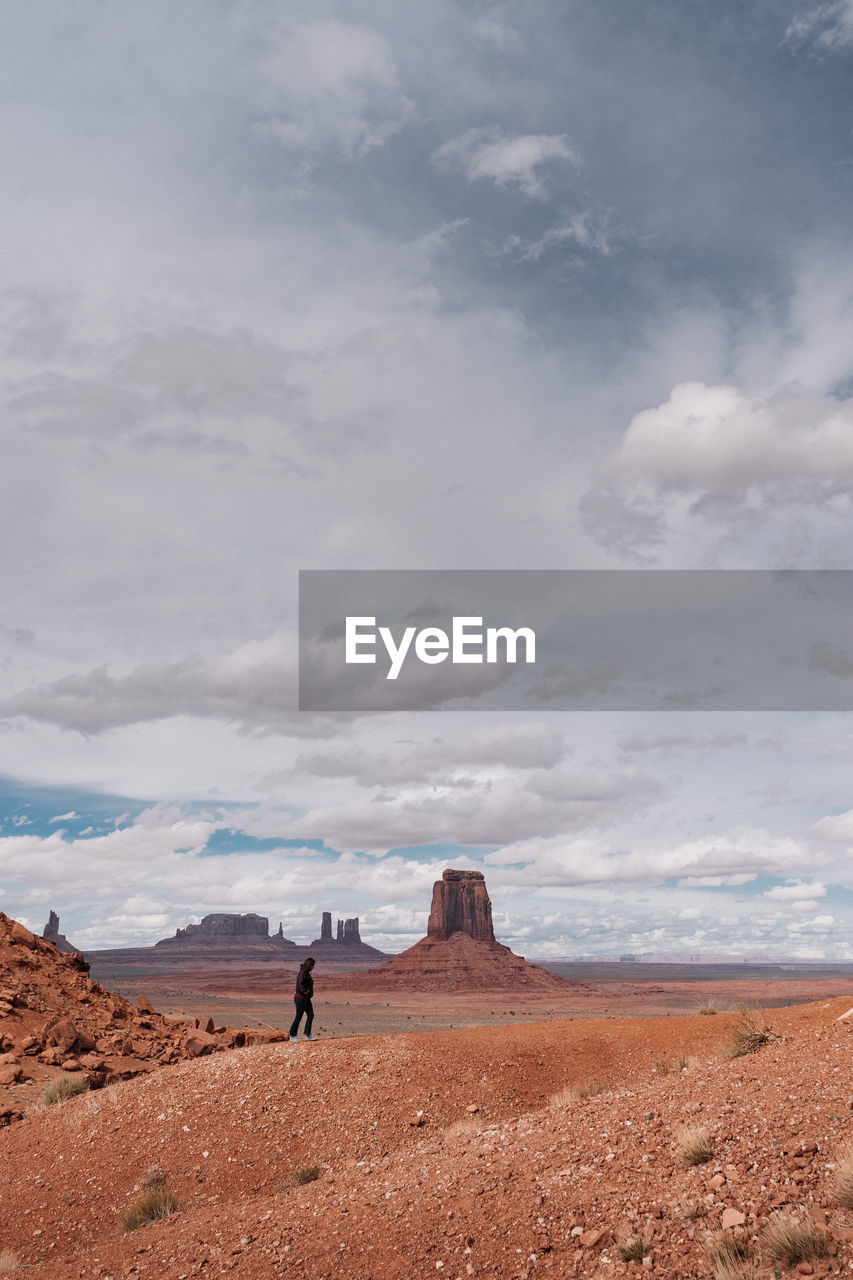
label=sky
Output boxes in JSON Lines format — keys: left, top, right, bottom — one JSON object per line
{"left": 4, "top": 0, "right": 853, "bottom": 958}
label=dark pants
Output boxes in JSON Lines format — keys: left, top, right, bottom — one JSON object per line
{"left": 289, "top": 997, "right": 313, "bottom": 1038}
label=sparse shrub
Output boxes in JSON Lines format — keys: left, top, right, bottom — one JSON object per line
{"left": 675, "top": 1198, "right": 707, "bottom": 1221}
{"left": 655, "top": 1057, "right": 672, "bottom": 1075}
{"left": 697, "top": 1004, "right": 718, "bottom": 1016}
{"left": 41, "top": 1073, "right": 89, "bottom": 1105}
{"left": 549, "top": 1077, "right": 605, "bottom": 1105}
{"left": 292, "top": 1164, "right": 322, "bottom": 1185}
{"left": 616, "top": 1234, "right": 645, "bottom": 1261}
{"left": 721, "top": 1006, "right": 775, "bottom": 1059}
{"left": 707, "top": 1229, "right": 757, "bottom": 1280}
{"left": 0, "top": 1252, "right": 20, "bottom": 1275}
{"left": 673, "top": 1124, "right": 713, "bottom": 1167}
{"left": 442, "top": 1116, "right": 480, "bottom": 1140}
{"left": 761, "top": 1209, "right": 827, "bottom": 1266}
{"left": 832, "top": 1141, "right": 853, "bottom": 1209}
{"left": 118, "top": 1184, "right": 179, "bottom": 1233}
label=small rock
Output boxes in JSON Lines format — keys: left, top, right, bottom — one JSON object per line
{"left": 721, "top": 1208, "right": 746, "bottom": 1230}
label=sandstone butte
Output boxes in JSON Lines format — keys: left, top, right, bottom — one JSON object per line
{"left": 322, "top": 868, "right": 573, "bottom": 993}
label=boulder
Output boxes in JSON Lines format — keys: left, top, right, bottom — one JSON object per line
{"left": 183, "top": 1029, "right": 219, "bottom": 1057}
{"left": 44, "top": 1018, "right": 78, "bottom": 1055}
{"left": 9, "top": 922, "right": 37, "bottom": 950}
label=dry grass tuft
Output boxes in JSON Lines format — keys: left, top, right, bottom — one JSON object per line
{"left": 675, "top": 1198, "right": 708, "bottom": 1222}
{"left": 549, "top": 1078, "right": 606, "bottom": 1106}
{"left": 292, "top": 1165, "right": 322, "bottom": 1186}
{"left": 118, "top": 1184, "right": 179, "bottom": 1233}
{"left": 442, "top": 1116, "right": 481, "bottom": 1140}
{"left": 720, "top": 1005, "right": 775, "bottom": 1059}
{"left": 142, "top": 1165, "right": 166, "bottom": 1189}
{"left": 697, "top": 1003, "right": 719, "bottom": 1015}
{"left": 673, "top": 1124, "right": 713, "bottom": 1167}
{"left": 760, "top": 1209, "right": 828, "bottom": 1266}
{"left": 615, "top": 1234, "right": 645, "bottom": 1262}
{"left": 832, "top": 1141, "right": 853, "bottom": 1209}
{"left": 655, "top": 1056, "right": 672, "bottom": 1075}
{"left": 41, "top": 1073, "right": 89, "bottom": 1106}
{"left": 706, "top": 1229, "right": 757, "bottom": 1280}
{"left": 0, "top": 1252, "right": 20, "bottom": 1275}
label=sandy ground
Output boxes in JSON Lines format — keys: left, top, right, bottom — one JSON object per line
{"left": 88, "top": 957, "right": 853, "bottom": 1037}
{"left": 4, "top": 996, "right": 853, "bottom": 1278}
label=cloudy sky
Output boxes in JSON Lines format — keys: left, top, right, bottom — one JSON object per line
{"left": 4, "top": 0, "right": 853, "bottom": 958}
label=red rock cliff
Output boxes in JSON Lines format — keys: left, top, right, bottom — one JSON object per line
{"left": 427, "top": 869, "right": 495, "bottom": 943}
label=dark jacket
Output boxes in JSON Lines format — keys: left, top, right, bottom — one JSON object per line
{"left": 295, "top": 967, "right": 314, "bottom": 1001}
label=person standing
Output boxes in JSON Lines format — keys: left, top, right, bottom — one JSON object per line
{"left": 289, "top": 956, "right": 316, "bottom": 1041}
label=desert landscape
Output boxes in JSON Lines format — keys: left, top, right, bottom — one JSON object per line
{"left": 3, "top": 873, "right": 853, "bottom": 1279}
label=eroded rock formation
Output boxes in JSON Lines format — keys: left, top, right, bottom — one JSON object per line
{"left": 41, "top": 910, "right": 82, "bottom": 956}
{"left": 324, "top": 869, "right": 571, "bottom": 993}
{"left": 0, "top": 912, "right": 287, "bottom": 1125}
{"left": 311, "top": 915, "right": 364, "bottom": 948}
{"left": 427, "top": 870, "right": 495, "bottom": 943}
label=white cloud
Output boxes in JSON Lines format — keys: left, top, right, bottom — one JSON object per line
{"left": 614, "top": 382, "right": 853, "bottom": 490}
{"left": 764, "top": 879, "right": 827, "bottom": 901}
{"left": 484, "top": 826, "right": 818, "bottom": 887}
{"left": 0, "top": 635, "right": 303, "bottom": 735}
{"left": 503, "top": 212, "right": 613, "bottom": 261}
{"left": 256, "top": 20, "right": 414, "bottom": 156}
{"left": 582, "top": 380, "right": 853, "bottom": 562}
{"left": 433, "top": 128, "right": 580, "bottom": 198}
{"left": 812, "top": 809, "right": 853, "bottom": 841}
{"left": 787, "top": 2, "right": 853, "bottom": 49}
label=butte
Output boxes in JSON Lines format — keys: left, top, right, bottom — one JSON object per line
{"left": 326, "top": 869, "right": 571, "bottom": 992}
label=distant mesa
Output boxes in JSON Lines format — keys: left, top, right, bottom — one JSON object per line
{"left": 40, "top": 910, "right": 83, "bottom": 957}
{"left": 324, "top": 869, "right": 572, "bottom": 993}
{"left": 84, "top": 910, "right": 389, "bottom": 967}
{"left": 155, "top": 913, "right": 295, "bottom": 948}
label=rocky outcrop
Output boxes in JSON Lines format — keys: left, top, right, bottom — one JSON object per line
{"left": 41, "top": 910, "right": 82, "bottom": 957}
{"left": 311, "top": 915, "right": 366, "bottom": 948}
{"left": 427, "top": 870, "right": 495, "bottom": 943}
{"left": 324, "top": 869, "right": 572, "bottom": 993}
{"left": 0, "top": 912, "right": 288, "bottom": 1124}
{"left": 342, "top": 918, "right": 361, "bottom": 945}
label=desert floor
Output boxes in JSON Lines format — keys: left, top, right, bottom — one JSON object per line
{"left": 88, "top": 957, "right": 853, "bottom": 1037}
{"left": 4, "top": 994, "right": 853, "bottom": 1278}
